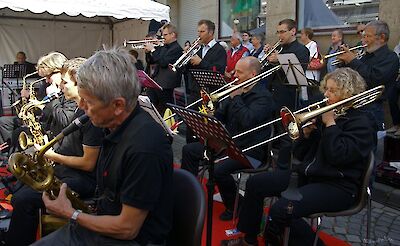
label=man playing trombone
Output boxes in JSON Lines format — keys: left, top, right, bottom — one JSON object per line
{"left": 144, "top": 24, "right": 183, "bottom": 115}
{"left": 337, "top": 20, "right": 399, "bottom": 131}
{"left": 181, "top": 56, "right": 276, "bottom": 221}
{"left": 222, "top": 68, "right": 378, "bottom": 246}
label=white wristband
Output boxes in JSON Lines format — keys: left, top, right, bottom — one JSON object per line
{"left": 71, "top": 209, "right": 82, "bottom": 221}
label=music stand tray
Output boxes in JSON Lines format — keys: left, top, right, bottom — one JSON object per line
{"left": 189, "top": 69, "right": 227, "bottom": 90}
{"left": 168, "top": 104, "right": 252, "bottom": 246}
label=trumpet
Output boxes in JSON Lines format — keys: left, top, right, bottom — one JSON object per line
{"left": 324, "top": 44, "right": 367, "bottom": 59}
{"left": 331, "top": 46, "right": 366, "bottom": 66}
{"left": 123, "top": 38, "right": 165, "bottom": 49}
{"left": 260, "top": 40, "right": 282, "bottom": 69}
{"left": 169, "top": 37, "right": 201, "bottom": 72}
{"left": 217, "top": 85, "right": 384, "bottom": 162}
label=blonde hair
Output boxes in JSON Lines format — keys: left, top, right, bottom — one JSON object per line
{"left": 37, "top": 52, "right": 67, "bottom": 76}
{"left": 320, "top": 67, "right": 366, "bottom": 98}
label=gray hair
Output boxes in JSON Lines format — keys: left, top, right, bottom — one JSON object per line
{"left": 232, "top": 32, "right": 243, "bottom": 43}
{"left": 77, "top": 48, "right": 141, "bottom": 110}
{"left": 366, "top": 20, "right": 390, "bottom": 42}
{"left": 252, "top": 33, "right": 265, "bottom": 44}
{"left": 320, "top": 67, "right": 366, "bottom": 98}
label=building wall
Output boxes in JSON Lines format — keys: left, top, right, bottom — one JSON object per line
{"left": 379, "top": 0, "right": 400, "bottom": 49}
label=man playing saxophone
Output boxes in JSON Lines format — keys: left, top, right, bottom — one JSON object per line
{"left": 32, "top": 48, "right": 173, "bottom": 246}
{"left": 5, "top": 58, "right": 104, "bottom": 246}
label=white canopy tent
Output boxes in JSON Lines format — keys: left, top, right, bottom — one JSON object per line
{"left": 0, "top": 0, "right": 170, "bottom": 66}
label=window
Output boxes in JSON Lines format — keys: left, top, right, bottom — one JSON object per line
{"left": 297, "top": 0, "right": 380, "bottom": 30}
{"left": 219, "top": 0, "right": 261, "bottom": 38}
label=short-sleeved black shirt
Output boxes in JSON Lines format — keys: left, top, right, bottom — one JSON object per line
{"left": 96, "top": 105, "right": 173, "bottom": 245}
{"left": 54, "top": 109, "right": 104, "bottom": 184}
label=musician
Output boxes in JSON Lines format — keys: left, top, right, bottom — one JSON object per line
{"left": 338, "top": 20, "right": 399, "bottom": 130}
{"left": 250, "top": 33, "right": 265, "bottom": 61}
{"left": 145, "top": 23, "right": 183, "bottom": 115}
{"left": 186, "top": 19, "right": 227, "bottom": 142}
{"left": 32, "top": 48, "right": 173, "bottom": 246}
{"left": 144, "top": 31, "right": 158, "bottom": 78}
{"left": 6, "top": 57, "right": 99, "bottom": 246}
{"left": 14, "top": 51, "right": 36, "bottom": 74}
{"left": 264, "top": 18, "right": 309, "bottom": 111}
{"left": 181, "top": 56, "right": 275, "bottom": 221}
{"left": 355, "top": 24, "right": 366, "bottom": 46}
{"left": 222, "top": 68, "right": 377, "bottom": 246}
{"left": 264, "top": 19, "right": 309, "bottom": 170}
{"left": 225, "top": 32, "right": 250, "bottom": 82}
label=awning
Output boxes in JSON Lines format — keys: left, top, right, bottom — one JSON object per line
{"left": 0, "top": 0, "right": 170, "bottom": 22}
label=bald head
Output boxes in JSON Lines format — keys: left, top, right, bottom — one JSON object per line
{"left": 234, "top": 56, "right": 261, "bottom": 85}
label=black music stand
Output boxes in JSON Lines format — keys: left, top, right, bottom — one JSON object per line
{"left": 168, "top": 104, "right": 252, "bottom": 246}
{"left": 189, "top": 69, "right": 227, "bottom": 91}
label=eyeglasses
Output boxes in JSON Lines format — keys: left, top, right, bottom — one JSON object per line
{"left": 276, "top": 30, "right": 289, "bottom": 34}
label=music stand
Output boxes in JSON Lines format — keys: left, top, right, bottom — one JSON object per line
{"left": 189, "top": 69, "right": 227, "bottom": 91}
{"left": 168, "top": 104, "right": 252, "bottom": 246}
{"left": 278, "top": 53, "right": 308, "bottom": 110}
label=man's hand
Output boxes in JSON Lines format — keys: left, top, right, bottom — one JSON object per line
{"left": 337, "top": 45, "right": 356, "bottom": 64}
{"left": 322, "top": 110, "right": 336, "bottom": 127}
{"left": 190, "top": 55, "right": 202, "bottom": 65}
{"left": 224, "top": 71, "right": 233, "bottom": 79}
{"left": 267, "top": 51, "right": 279, "bottom": 63}
{"left": 42, "top": 183, "right": 75, "bottom": 219}
{"left": 144, "top": 43, "right": 155, "bottom": 53}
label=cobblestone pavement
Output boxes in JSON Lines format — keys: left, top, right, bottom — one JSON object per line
{"left": 172, "top": 133, "right": 400, "bottom": 246}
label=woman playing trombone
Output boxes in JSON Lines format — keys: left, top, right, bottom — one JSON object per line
{"left": 222, "top": 68, "right": 378, "bottom": 246}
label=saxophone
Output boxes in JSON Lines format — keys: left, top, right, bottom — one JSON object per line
{"left": 18, "top": 78, "right": 60, "bottom": 150}
{"left": 11, "top": 71, "right": 38, "bottom": 114}
{"left": 8, "top": 115, "right": 91, "bottom": 213}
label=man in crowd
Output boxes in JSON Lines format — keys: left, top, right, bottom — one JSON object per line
{"left": 32, "top": 48, "right": 173, "bottom": 246}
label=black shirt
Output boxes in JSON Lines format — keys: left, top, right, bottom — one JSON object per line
{"left": 347, "top": 44, "right": 399, "bottom": 99}
{"left": 214, "top": 83, "right": 276, "bottom": 160}
{"left": 96, "top": 105, "right": 173, "bottom": 245}
{"left": 54, "top": 109, "right": 104, "bottom": 188}
{"left": 266, "top": 39, "right": 310, "bottom": 111}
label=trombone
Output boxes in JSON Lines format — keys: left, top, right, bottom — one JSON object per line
{"left": 325, "top": 44, "right": 367, "bottom": 66}
{"left": 209, "top": 65, "right": 282, "bottom": 102}
{"left": 123, "top": 39, "right": 165, "bottom": 49}
{"left": 217, "top": 85, "right": 384, "bottom": 162}
{"left": 169, "top": 37, "right": 201, "bottom": 72}
{"left": 260, "top": 40, "right": 282, "bottom": 69}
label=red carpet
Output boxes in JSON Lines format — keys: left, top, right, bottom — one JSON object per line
{"left": 200, "top": 200, "right": 351, "bottom": 246}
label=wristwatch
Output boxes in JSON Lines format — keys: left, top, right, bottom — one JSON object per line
{"left": 71, "top": 209, "right": 82, "bottom": 221}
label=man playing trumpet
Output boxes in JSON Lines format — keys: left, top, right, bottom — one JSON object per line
{"left": 337, "top": 20, "right": 399, "bottom": 130}
{"left": 181, "top": 56, "right": 276, "bottom": 221}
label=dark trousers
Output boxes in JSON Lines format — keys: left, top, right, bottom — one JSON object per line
{"left": 147, "top": 88, "right": 174, "bottom": 115}
{"left": 181, "top": 142, "right": 251, "bottom": 211}
{"left": 238, "top": 171, "right": 357, "bottom": 245}
{"left": 388, "top": 84, "right": 400, "bottom": 125}
{"left": 6, "top": 176, "right": 95, "bottom": 246}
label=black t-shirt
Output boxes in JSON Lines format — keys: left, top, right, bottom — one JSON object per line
{"left": 54, "top": 109, "right": 104, "bottom": 183}
{"left": 96, "top": 105, "right": 173, "bottom": 245}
